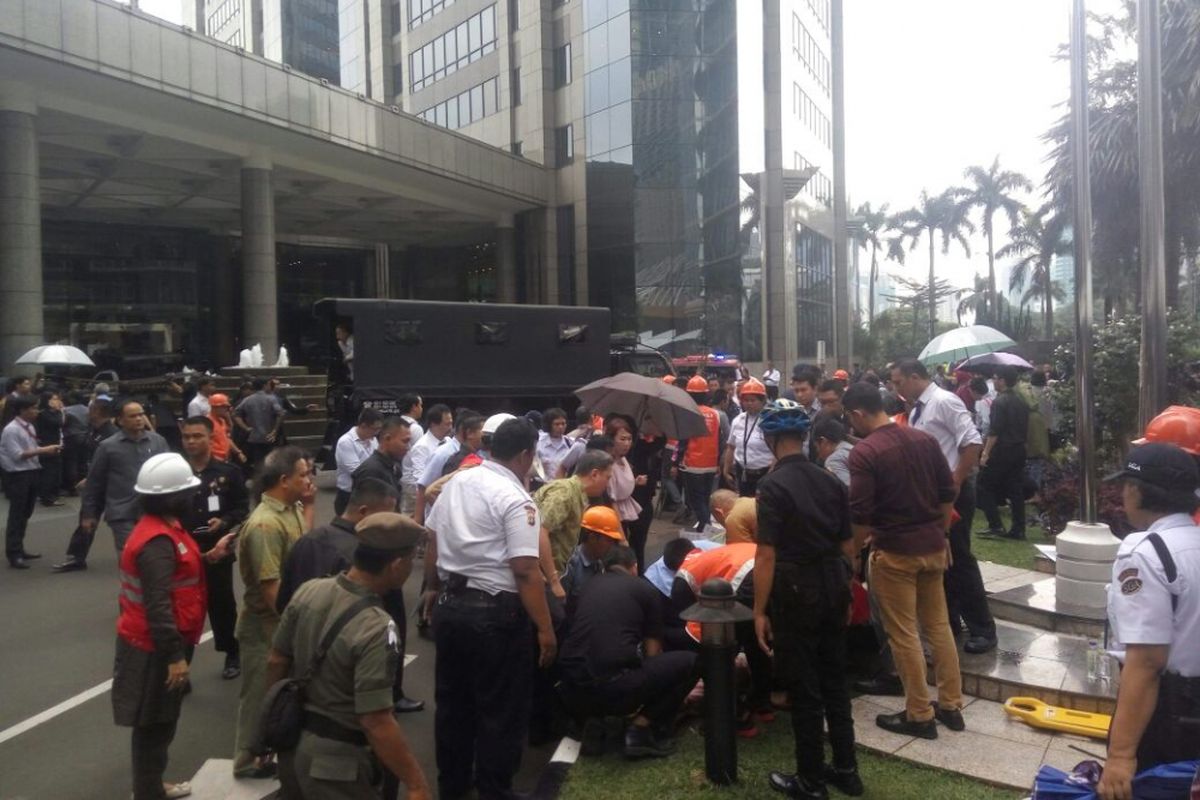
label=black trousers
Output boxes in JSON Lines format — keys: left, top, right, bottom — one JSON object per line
{"left": 4, "top": 469, "right": 39, "bottom": 559}
{"left": 203, "top": 558, "right": 239, "bottom": 656}
{"left": 131, "top": 719, "right": 177, "bottom": 800}
{"left": 771, "top": 561, "right": 856, "bottom": 781}
{"left": 62, "top": 440, "right": 89, "bottom": 491}
{"left": 39, "top": 454, "right": 62, "bottom": 503}
{"left": 735, "top": 466, "right": 768, "bottom": 498}
{"left": 243, "top": 442, "right": 274, "bottom": 471}
{"left": 978, "top": 445, "right": 1027, "bottom": 537}
{"left": 681, "top": 471, "right": 713, "bottom": 530}
{"left": 1136, "top": 673, "right": 1200, "bottom": 768}
{"left": 333, "top": 488, "right": 352, "bottom": 517}
{"left": 944, "top": 478, "right": 996, "bottom": 641}
{"left": 560, "top": 651, "right": 698, "bottom": 728}
{"left": 434, "top": 591, "right": 532, "bottom": 800}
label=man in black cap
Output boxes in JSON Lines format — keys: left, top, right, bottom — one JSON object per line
{"left": 1097, "top": 443, "right": 1200, "bottom": 800}
{"left": 268, "top": 512, "right": 432, "bottom": 800}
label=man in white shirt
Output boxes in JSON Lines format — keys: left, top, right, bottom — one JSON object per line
{"left": 398, "top": 393, "right": 424, "bottom": 442}
{"left": 401, "top": 403, "right": 452, "bottom": 516}
{"left": 187, "top": 377, "right": 214, "bottom": 418}
{"left": 761, "top": 361, "right": 782, "bottom": 400}
{"left": 423, "top": 419, "right": 554, "bottom": 800}
{"left": 333, "top": 407, "right": 383, "bottom": 515}
{"left": 2, "top": 396, "right": 60, "bottom": 568}
{"left": 891, "top": 359, "right": 995, "bottom": 654}
{"left": 721, "top": 379, "right": 773, "bottom": 497}
{"left": 417, "top": 413, "right": 486, "bottom": 523}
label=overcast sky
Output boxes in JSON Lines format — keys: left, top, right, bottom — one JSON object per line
{"left": 131, "top": 0, "right": 1125, "bottom": 293}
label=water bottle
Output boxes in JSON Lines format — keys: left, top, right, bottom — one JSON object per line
{"left": 1086, "top": 640, "right": 1100, "bottom": 681}
{"left": 1096, "top": 646, "right": 1112, "bottom": 680}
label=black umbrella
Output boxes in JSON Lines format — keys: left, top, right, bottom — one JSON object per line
{"left": 575, "top": 372, "right": 708, "bottom": 439}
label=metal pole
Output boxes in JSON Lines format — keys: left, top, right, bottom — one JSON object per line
{"left": 1070, "top": 0, "right": 1097, "bottom": 523}
{"left": 1137, "top": 0, "right": 1168, "bottom": 430}
{"left": 831, "top": 0, "right": 851, "bottom": 370}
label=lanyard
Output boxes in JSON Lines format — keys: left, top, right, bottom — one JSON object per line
{"left": 741, "top": 413, "right": 759, "bottom": 463}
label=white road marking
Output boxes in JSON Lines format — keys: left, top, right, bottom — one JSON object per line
{"left": 550, "top": 737, "right": 581, "bottom": 765}
{"left": 0, "top": 631, "right": 213, "bottom": 746}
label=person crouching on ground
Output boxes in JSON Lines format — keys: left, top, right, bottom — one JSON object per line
{"left": 113, "top": 454, "right": 235, "bottom": 800}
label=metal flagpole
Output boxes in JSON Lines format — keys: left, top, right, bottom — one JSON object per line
{"left": 1137, "top": 0, "right": 1168, "bottom": 430}
{"left": 1070, "top": 0, "right": 1097, "bottom": 523}
{"left": 831, "top": 0, "right": 851, "bottom": 370}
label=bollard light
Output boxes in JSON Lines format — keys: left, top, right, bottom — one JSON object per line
{"left": 680, "top": 577, "right": 754, "bottom": 786}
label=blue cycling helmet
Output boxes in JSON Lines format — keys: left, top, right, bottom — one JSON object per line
{"left": 759, "top": 398, "right": 812, "bottom": 437}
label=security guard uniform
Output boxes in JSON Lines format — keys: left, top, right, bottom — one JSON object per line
{"left": 1107, "top": 509, "right": 1200, "bottom": 768}
{"left": 271, "top": 514, "right": 423, "bottom": 799}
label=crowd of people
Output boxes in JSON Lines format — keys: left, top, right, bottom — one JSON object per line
{"left": 0, "top": 353, "right": 1197, "bottom": 800}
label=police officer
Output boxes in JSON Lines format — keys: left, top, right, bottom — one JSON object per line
{"left": 423, "top": 419, "right": 554, "bottom": 800}
{"left": 752, "top": 399, "right": 862, "bottom": 800}
{"left": 1097, "top": 443, "right": 1200, "bottom": 800}
{"left": 267, "top": 512, "right": 431, "bottom": 800}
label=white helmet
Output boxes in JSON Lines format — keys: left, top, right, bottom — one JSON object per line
{"left": 483, "top": 413, "right": 518, "bottom": 435}
{"left": 135, "top": 453, "right": 202, "bottom": 495}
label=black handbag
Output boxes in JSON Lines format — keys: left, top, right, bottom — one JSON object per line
{"left": 253, "top": 594, "right": 380, "bottom": 754}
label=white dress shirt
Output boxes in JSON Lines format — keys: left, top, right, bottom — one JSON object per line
{"left": 727, "top": 412, "right": 773, "bottom": 470}
{"left": 0, "top": 418, "right": 40, "bottom": 472}
{"left": 187, "top": 394, "right": 211, "bottom": 418}
{"left": 334, "top": 428, "right": 378, "bottom": 492}
{"left": 536, "top": 432, "right": 574, "bottom": 480}
{"left": 908, "top": 382, "right": 982, "bottom": 472}
{"left": 420, "top": 438, "right": 462, "bottom": 488}
{"left": 403, "top": 430, "right": 444, "bottom": 488}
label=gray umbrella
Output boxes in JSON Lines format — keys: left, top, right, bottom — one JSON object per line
{"left": 575, "top": 372, "right": 708, "bottom": 439}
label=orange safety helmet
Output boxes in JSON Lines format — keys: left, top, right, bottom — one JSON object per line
{"left": 833, "top": 369, "right": 849, "bottom": 381}
{"left": 209, "top": 393, "right": 231, "bottom": 408}
{"left": 661, "top": 374, "right": 677, "bottom": 384}
{"left": 581, "top": 505, "right": 625, "bottom": 541}
{"left": 1133, "top": 405, "right": 1200, "bottom": 455}
{"left": 737, "top": 378, "right": 767, "bottom": 398}
{"left": 685, "top": 374, "right": 710, "bottom": 393}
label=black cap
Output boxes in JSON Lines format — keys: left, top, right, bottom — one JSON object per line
{"left": 354, "top": 512, "right": 424, "bottom": 554}
{"left": 1104, "top": 443, "right": 1200, "bottom": 493}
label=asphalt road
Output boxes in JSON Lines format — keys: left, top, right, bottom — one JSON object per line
{"left": 0, "top": 475, "right": 678, "bottom": 800}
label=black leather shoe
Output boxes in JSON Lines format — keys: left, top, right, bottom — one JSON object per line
{"left": 51, "top": 557, "right": 86, "bottom": 572}
{"left": 393, "top": 696, "right": 425, "bottom": 713}
{"left": 976, "top": 528, "right": 1007, "bottom": 538}
{"left": 21, "top": 551, "right": 41, "bottom": 559}
{"left": 222, "top": 655, "right": 241, "bottom": 680}
{"left": 931, "top": 702, "right": 966, "bottom": 732}
{"left": 964, "top": 636, "right": 997, "bottom": 654}
{"left": 875, "top": 711, "right": 937, "bottom": 739}
{"left": 768, "top": 772, "right": 828, "bottom": 800}
{"left": 624, "top": 725, "right": 674, "bottom": 759}
{"left": 823, "top": 765, "right": 864, "bottom": 796}
{"left": 8, "top": 558, "right": 30, "bottom": 570}
{"left": 852, "top": 674, "right": 904, "bottom": 696}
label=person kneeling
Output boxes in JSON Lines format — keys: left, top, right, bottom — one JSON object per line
{"left": 557, "top": 545, "right": 698, "bottom": 758}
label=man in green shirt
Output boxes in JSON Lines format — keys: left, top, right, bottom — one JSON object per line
{"left": 533, "top": 449, "right": 613, "bottom": 595}
{"left": 233, "top": 446, "right": 315, "bottom": 777}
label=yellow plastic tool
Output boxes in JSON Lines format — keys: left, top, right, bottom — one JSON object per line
{"left": 1003, "top": 697, "right": 1111, "bottom": 740}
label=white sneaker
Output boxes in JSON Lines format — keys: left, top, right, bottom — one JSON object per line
{"left": 164, "top": 782, "right": 192, "bottom": 799}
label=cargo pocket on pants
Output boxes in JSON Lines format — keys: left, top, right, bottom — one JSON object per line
{"left": 309, "top": 753, "right": 361, "bottom": 782}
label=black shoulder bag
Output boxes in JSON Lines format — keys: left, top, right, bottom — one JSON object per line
{"left": 253, "top": 594, "right": 381, "bottom": 754}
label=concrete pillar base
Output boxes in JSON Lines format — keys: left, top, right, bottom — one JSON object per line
{"left": 0, "top": 107, "right": 43, "bottom": 373}
{"left": 241, "top": 165, "right": 277, "bottom": 365}
{"left": 1055, "top": 520, "right": 1121, "bottom": 612}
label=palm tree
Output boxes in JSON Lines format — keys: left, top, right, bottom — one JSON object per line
{"left": 891, "top": 189, "right": 975, "bottom": 340}
{"left": 997, "top": 206, "right": 1069, "bottom": 339}
{"left": 957, "top": 157, "right": 1032, "bottom": 320}
{"left": 852, "top": 201, "right": 891, "bottom": 331}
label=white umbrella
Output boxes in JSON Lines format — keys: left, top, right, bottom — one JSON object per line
{"left": 918, "top": 325, "right": 1015, "bottom": 366}
{"left": 15, "top": 344, "right": 95, "bottom": 367}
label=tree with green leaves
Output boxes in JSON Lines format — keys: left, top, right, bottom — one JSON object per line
{"left": 957, "top": 157, "right": 1032, "bottom": 320}
{"left": 998, "top": 206, "right": 1069, "bottom": 339}
{"left": 851, "top": 201, "right": 892, "bottom": 332}
{"left": 890, "top": 189, "right": 975, "bottom": 340}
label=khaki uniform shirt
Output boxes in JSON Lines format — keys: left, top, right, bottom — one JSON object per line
{"left": 272, "top": 574, "right": 398, "bottom": 731}
{"left": 237, "top": 494, "right": 306, "bottom": 643}
{"left": 723, "top": 497, "right": 759, "bottom": 544}
{"left": 534, "top": 476, "right": 588, "bottom": 573}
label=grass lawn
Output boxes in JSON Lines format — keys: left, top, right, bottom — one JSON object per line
{"left": 969, "top": 504, "right": 1052, "bottom": 571}
{"left": 561, "top": 723, "right": 1024, "bottom": 800}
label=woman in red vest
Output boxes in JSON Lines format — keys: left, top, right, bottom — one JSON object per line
{"left": 113, "top": 453, "right": 235, "bottom": 800}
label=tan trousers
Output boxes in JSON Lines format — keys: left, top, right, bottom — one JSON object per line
{"left": 869, "top": 548, "right": 963, "bottom": 721}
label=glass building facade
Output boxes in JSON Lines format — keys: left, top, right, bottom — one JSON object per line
{"left": 267, "top": 0, "right": 341, "bottom": 85}
{"left": 583, "top": 0, "right": 743, "bottom": 356}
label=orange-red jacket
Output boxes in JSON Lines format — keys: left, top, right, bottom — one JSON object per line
{"left": 681, "top": 406, "right": 721, "bottom": 471}
{"left": 677, "top": 543, "right": 757, "bottom": 641}
{"left": 117, "top": 515, "right": 207, "bottom": 652}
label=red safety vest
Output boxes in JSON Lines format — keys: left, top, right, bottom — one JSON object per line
{"left": 677, "top": 543, "right": 757, "bottom": 642}
{"left": 682, "top": 406, "right": 721, "bottom": 471}
{"left": 116, "top": 515, "right": 207, "bottom": 652}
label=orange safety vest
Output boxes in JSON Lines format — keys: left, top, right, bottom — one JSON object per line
{"left": 209, "top": 413, "right": 233, "bottom": 461}
{"left": 681, "top": 406, "right": 721, "bottom": 471}
{"left": 677, "top": 543, "right": 757, "bottom": 641}
{"left": 116, "top": 515, "right": 207, "bottom": 652}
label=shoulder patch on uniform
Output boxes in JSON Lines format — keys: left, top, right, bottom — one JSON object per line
{"left": 524, "top": 504, "right": 538, "bottom": 526}
{"left": 1121, "top": 578, "right": 1143, "bottom": 596}
{"left": 386, "top": 620, "right": 399, "bottom": 651}
{"left": 1118, "top": 567, "right": 1139, "bottom": 583}
{"left": 177, "top": 541, "right": 188, "bottom": 555}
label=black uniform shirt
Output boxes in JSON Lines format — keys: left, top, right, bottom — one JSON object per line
{"left": 181, "top": 457, "right": 249, "bottom": 549}
{"left": 755, "top": 453, "right": 851, "bottom": 563}
{"left": 276, "top": 517, "right": 357, "bottom": 613}
{"left": 351, "top": 450, "right": 403, "bottom": 494}
{"left": 988, "top": 390, "right": 1029, "bottom": 448}
{"left": 558, "top": 572, "right": 663, "bottom": 683}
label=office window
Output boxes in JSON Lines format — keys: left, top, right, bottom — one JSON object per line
{"left": 792, "top": 83, "right": 831, "bottom": 147}
{"left": 511, "top": 68, "right": 522, "bottom": 106}
{"left": 409, "top": 0, "right": 457, "bottom": 29}
{"left": 416, "top": 77, "right": 501, "bottom": 130}
{"left": 790, "top": 13, "right": 830, "bottom": 95}
{"left": 555, "top": 124, "right": 574, "bottom": 165}
{"left": 807, "top": 0, "right": 830, "bottom": 31}
{"left": 408, "top": 6, "right": 498, "bottom": 91}
{"left": 554, "top": 43, "right": 572, "bottom": 88}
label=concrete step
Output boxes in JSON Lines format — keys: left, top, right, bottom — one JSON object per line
{"left": 185, "top": 759, "right": 278, "bottom": 800}
{"left": 987, "top": 577, "right": 1105, "bottom": 639}
{"left": 288, "top": 434, "right": 326, "bottom": 455}
{"left": 957, "top": 620, "right": 1116, "bottom": 714}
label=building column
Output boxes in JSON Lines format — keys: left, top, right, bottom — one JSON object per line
{"left": 496, "top": 215, "right": 517, "bottom": 304}
{"left": 0, "top": 89, "right": 43, "bottom": 373}
{"left": 760, "top": 0, "right": 794, "bottom": 367}
{"left": 241, "top": 161, "right": 277, "bottom": 364}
